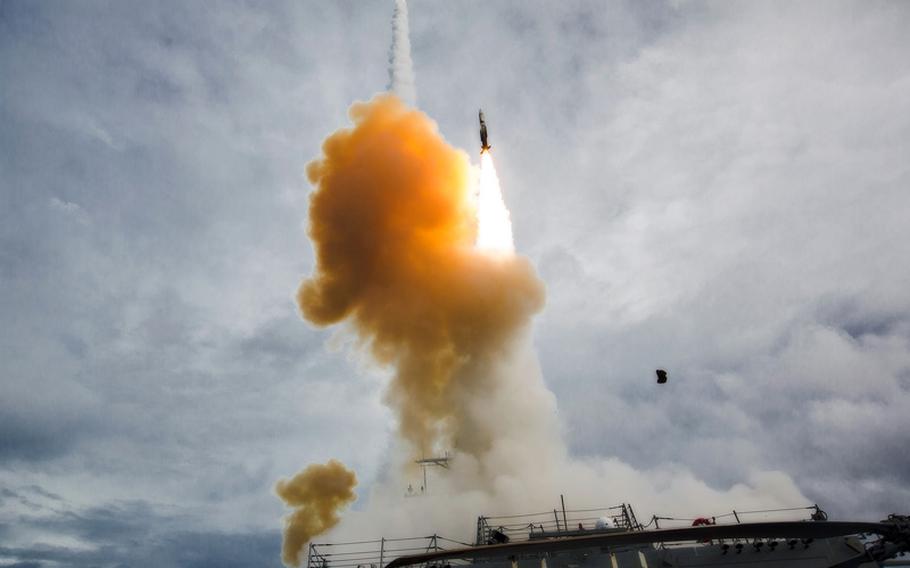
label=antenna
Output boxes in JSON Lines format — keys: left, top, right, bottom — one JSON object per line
{"left": 410, "top": 452, "right": 450, "bottom": 495}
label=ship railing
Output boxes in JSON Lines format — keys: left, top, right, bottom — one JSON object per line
{"left": 306, "top": 535, "right": 473, "bottom": 568}
{"left": 475, "top": 503, "right": 642, "bottom": 545}
{"left": 641, "top": 504, "right": 828, "bottom": 530}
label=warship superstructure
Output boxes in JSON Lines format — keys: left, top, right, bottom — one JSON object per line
{"left": 305, "top": 502, "right": 909, "bottom": 568}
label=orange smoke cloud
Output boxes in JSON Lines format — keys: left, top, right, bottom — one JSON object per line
{"left": 299, "top": 94, "right": 545, "bottom": 460}
{"left": 276, "top": 460, "right": 358, "bottom": 567}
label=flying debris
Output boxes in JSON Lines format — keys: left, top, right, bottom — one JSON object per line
{"left": 656, "top": 369, "right": 668, "bottom": 384}
{"left": 479, "top": 109, "right": 492, "bottom": 153}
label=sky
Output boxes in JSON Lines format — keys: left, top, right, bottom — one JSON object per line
{"left": 2, "top": 1, "right": 910, "bottom": 566}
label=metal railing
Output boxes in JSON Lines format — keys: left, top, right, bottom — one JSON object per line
{"left": 642, "top": 504, "right": 827, "bottom": 530}
{"left": 308, "top": 503, "right": 829, "bottom": 567}
{"left": 306, "top": 535, "right": 472, "bottom": 568}
{"left": 475, "top": 503, "right": 642, "bottom": 545}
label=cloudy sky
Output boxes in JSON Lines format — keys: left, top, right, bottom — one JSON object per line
{"left": 2, "top": 1, "right": 909, "bottom": 566}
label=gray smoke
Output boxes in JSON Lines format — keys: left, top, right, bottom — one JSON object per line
{"left": 388, "top": 0, "right": 417, "bottom": 107}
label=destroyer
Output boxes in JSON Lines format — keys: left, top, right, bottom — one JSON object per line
{"left": 305, "top": 502, "right": 909, "bottom": 568}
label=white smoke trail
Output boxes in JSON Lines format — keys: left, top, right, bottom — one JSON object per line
{"left": 388, "top": 0, "right": 417, "bottom": 107}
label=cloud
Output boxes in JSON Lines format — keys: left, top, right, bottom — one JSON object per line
{"left": 0, "top": 487, "right": 283, "bottom": 568}
{"left": 522, "top": 0, "right": 910, "bottom": 518}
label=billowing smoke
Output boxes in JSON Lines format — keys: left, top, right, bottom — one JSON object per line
{"left": 275, "top": 460, "right": 358, "bottom": 567}
{"left": 299, "top": 94, "right": 545, "bottom": 465}
{"left": 277, "top": 4, "right": 811, "bottom": 555}
{"left": 285, "top": 91, "right": 809, "bottom": 553}
{"left": 388, "top": 0, "right": 417, "bottom": 107}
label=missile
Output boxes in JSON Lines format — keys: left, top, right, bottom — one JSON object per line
{"left": 479, "top": 109, "right": 491, "bottom": 153}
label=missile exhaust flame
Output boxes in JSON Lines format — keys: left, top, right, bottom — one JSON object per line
{"left": 475, "top": 151, "right": 514, "bottom": 255}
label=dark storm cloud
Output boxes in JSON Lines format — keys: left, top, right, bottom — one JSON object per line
{"left": 0, "top": 532, "right": 281, "bottom": 568}
{"left": 0, "top": 412, "right": 92, "bottom": 461}
{"left": 0, "top": 490, "right": 283, "bottom": 568}
{"left": 814, "top": 298, "right": 910, "bottom": 343}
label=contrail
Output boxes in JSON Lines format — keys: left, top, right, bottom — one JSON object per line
{"left": 388, "top": 0, "right": 417, "bottom": 107}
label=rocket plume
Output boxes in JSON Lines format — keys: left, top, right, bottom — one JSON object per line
{"left": 283, "top": 98, "right": 809, "bottom": 551}
{"left": 388, "top": 0, "right": 417, "bottom": 107}
{"left": 475, "top": 151, "right": 514, "bottom": 254}
{"left": 276, "top": 460, "right": 358, "bottom": 567}
{"left": 277, "top": 6, "right": 810, "bottom": 553}
{"left": 298, "top": 94, "right": 544, "bottom": 462}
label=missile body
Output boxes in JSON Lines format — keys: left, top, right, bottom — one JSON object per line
{"left": 479, "top": 110, "right": 491, "bottom": 152}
